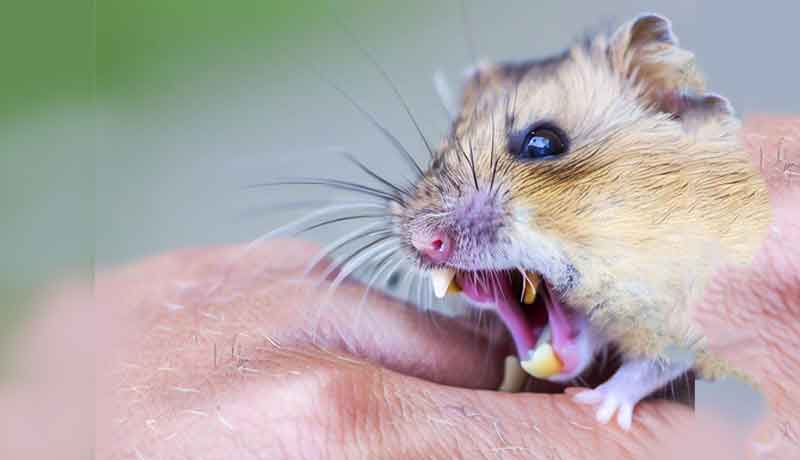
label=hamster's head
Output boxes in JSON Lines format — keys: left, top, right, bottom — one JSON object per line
{"left": 396, "top": 15, "right": 769, "bottom": 382}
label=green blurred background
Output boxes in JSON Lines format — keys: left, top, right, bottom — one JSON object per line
{"left": 1, "top": 0, "right": 797, "bottom": 421}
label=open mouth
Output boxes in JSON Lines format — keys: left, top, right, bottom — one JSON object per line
{"left": 430, "top": 268, "right": 585, "bottom": 381}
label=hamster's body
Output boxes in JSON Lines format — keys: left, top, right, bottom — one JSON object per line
{"left": 397, "top": 14, "right": 771, "bottom": 428}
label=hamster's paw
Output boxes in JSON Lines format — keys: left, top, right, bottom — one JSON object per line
{"left": 572, "top": 358, "right": 693, "bottom": 431}
{"left": 573, "top": 383, "right": 640, "bottom": 430}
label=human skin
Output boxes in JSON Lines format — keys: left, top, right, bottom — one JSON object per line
{"left": 3, "top": 118, "right": 799, "bottom": 459}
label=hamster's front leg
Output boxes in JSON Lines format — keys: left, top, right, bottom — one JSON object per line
{"left": 573, "top": 358, "right": 692, "bottom": 430}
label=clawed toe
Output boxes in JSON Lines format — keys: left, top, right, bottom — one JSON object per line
{"left": 573, "top": 388, "right": 638, "bottom": 431}
{"left": 571, "top": 358, "right": 690, "bottom": 431}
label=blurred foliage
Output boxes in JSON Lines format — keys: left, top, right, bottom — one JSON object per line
{"left": 0, "top": 1, "right": 381, "bottom": 119}
{"left": 0, "top": 1, "right": 93, "bottom": 122}
{"left": 96, "top": 0, "right": 376, "bottom": 104}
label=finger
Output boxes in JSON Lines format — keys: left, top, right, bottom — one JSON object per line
{"left": 96, "top": 239, "right": 512, "bottom": 392}
{"left": 313, "top": 367, "right": 729, "bottom": 460}
{"left": 300, "top": 280, "right": 513, "bottom": 389}
{"left": 741, "top": 115, "right": 800, "bottom": 192}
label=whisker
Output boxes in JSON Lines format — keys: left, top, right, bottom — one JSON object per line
{"left": 423, "top": 285, "right": 445, "bottom": 334}
{"left": 248, "top": 178, "right": 403, "bottom": 204}
{"left": 201, "top": 201, "right": 389, "bottom": 301}
{"left": 452, "top": 137, "right": 472, "bottom": 168}
{"left": 324, "top": 78, "right": 425, "bottom": 177}
{"left": 324, "top": 5, "right": 434, "bottom": 164}
{"left": 454, "top": 138, "right": 479, "bottom": 191}
{"left": 338, "top": 243, "right": 400, "bottom": 293}
{"left": 421, "top": 271, "right": 432, "bottom": 312}
{"left": 490, "top": 145, "right": 502, "bottom": 197}
{"left": 241, "top": 198, "right": 384, "bottom": 218}
{"left": 299, "top": 214, "right": 392, "bottom": 235}
{"left": 396, "top": 266, "right": 418, "bottom": 304}
{"left": 351, "top": 256, "right": 405, "bottom": 338}
{"left": 245, "top": 203, "right": 388, "bottom": 252}
{"left": 307, "top": 241, "right": 397, "bottom": 343}
{"left": 468, "top": 138, "right": 480, "bottom": 191}
{"left": 324, "top": 237, "right": 401, "bottom": 297}
{"left": 340, "top": 152, "right": 411, "bottom": 199}
{"left": 494, "top": 85, "right": 520, "bottom": 200}
{"left": 489, "top": 112, "right": 498, "bottom": 193}
{"left": 358, "top": 255, "right": 406, "bottom": 307}
{"left": 337, "top": 25, "right": 435, "bottom": 161}
{"left": 303, "top": 223, "right": 393, "bottom": 276}
{"left": 318, "top": 233, "right": 397, "bottom": 282}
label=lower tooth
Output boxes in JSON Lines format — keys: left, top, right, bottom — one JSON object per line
{"left": 497, "top": 356, "right": 528, "bottom": 393}
{"left": 520, "top": 340, "right": 563, "bottom": 379}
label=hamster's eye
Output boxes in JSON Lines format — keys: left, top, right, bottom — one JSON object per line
{"left": 519, "top": 124, "right": 567, "bottom": 160}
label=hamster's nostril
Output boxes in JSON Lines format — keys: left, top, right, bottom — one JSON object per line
{"left": 413, "top": 231, "right": 453, "bottom": 264}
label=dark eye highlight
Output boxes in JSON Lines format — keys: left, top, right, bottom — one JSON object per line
{"left": 517, "top": 123, "right": 568, "bottom": 160}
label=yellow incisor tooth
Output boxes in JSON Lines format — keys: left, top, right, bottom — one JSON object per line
{"left": 520, "top": 343, "right": 563, "bottom": 379}
{"left": 497, "top": 356, "right": 528, "bottom": 393}
{"left": 447, "top": 280, "right": 462, "bottom": 294}
{"left": 522, "top": 272, "right": 541, "bottom": 304}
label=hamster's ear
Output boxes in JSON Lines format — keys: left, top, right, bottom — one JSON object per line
{"left": 674, "top": 93, "right": 740, "bottom": 136}
{"left": 608, "top": 14, "right": 705, "bottom": 112}
{"left": 676, "top": 93, "right": 734, "bottom": 119}
{"left": 460, "top": 61, "right": 505, "bottom": 111}
{"left": 658, "top": 91, "right": 733, "bottom": 118}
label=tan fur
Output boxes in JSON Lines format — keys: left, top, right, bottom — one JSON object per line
{"left": 410, "top": 15, "right": 771, "bottom": 379}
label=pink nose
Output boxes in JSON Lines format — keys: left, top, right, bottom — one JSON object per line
{"left": 412, "top": 231, "right": 453, "bottom": 264}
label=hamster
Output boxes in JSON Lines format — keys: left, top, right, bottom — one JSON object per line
{"left": 391, "top": 14, "right": 771, "bottom": 429}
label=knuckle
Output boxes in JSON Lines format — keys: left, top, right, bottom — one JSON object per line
{"left": 298, "top": 360, "right": 401, "bottom": 455}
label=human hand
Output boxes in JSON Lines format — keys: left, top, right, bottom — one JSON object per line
{"left": 95, "top": 240, "right": 694, "bottom": 459}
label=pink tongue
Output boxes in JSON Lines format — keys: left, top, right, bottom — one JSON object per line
{"left": 491, "top": 280, "right": 538, "bottom": 360}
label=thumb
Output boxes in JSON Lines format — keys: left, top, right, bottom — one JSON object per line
{"left": 691, "top": 166, "right": 800, "bottom": 455}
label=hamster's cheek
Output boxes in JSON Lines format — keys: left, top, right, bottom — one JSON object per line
{"left": 507, "top": 205, "right": 577, "bottom": 287}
